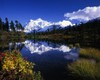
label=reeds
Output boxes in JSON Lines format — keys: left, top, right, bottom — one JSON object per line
{"left": 79, "top": 48, "right": 100, "bottom": 62}
{"left": 68, "top": 59, "right": 99, "bottom": 80}
{"left": 68, "top": 48, "right": 100, "bottom": 80}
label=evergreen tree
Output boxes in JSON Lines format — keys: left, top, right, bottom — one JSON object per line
{"left": 53, "top": 25, "right": 56, "bottom": 34}
{"left": 15, "top": 20, "right": 19, "bottom": 32}
{"left": 47, "top": 28, "right": 49, "bottom": 32}
{"left": 2, "top": 22, "right": 6, "bottom": 31}
{"left": 47, "top": 28, "right": 49, "bottom": 34}
{"left": 5, "top": 17, "right": 9, "bottom": 31}
{"left": 10, "top": 21, "right": 15, "bottom": 32}
{"left": 19, "top": 23, "right": 24, "bottom": 31}
{"left": 0, "top": 18, "right": 3, "bottom": 30}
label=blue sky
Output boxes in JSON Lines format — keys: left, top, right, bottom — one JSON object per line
{"left": 0, "top": 0, "right": 100, "bottom": 26}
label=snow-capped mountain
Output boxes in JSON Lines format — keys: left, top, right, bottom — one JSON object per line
{"left": 24, "top": 18, "right": 72, "bottom": 33}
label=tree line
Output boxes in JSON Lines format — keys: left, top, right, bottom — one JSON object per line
{"left": 0, "top": 17, "right": 24, "bottom": 32}
{"left": 34, "top": 19, "right": 100, "bottom": 39}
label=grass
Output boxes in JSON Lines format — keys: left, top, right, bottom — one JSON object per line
{"left": 68, "top": 48, "right": 100, "bottom": 80}
{"left": 96, "top": 62, "right": 100, "bottom": 79}
{"left": 69, "top": 43, "right": 80, "bottom": 49}
{"left": 25, "top": 33, "right": 74, "bottom": 40}
{"left": 68, "top": 59, "right": 96, "bottom": 80}
{"left": 79, "top": 48, "right": 100, "bottom": 62}
{"left": 0, "top": 31, "right": 26, "bottom": 40}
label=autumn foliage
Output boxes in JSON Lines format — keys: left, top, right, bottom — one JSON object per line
{"left": 0, "top": 49, "right": 43, "bottom": 80}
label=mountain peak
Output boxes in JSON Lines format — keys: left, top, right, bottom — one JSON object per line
{"left": 24, "top": 18, "right": 72, "bottom": 33}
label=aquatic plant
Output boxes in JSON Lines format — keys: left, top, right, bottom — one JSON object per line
{"left": 68, "top": 59, "right": 97, "bottom": 80}
{"left": 96, "top": 62, "right": 100, "bottom": 79}
{"left": 79, "top": 48, "right": 100, "bottom": 62}
{"left": 68, "top": 48, "right": 100, "bottom": 80}
{"left": 69, "top": 44, "right": 73, "bottom": 49}
{"left": 75, "top": 43, "right": 80, "bottom": 48}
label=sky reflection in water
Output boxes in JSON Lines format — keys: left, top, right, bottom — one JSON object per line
{"left": 9, "top": 40, "right": 79, "bottom": 61}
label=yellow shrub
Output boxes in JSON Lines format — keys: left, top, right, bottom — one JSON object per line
{"left": 0, "top": 50, "right": 42, "bottom": 80}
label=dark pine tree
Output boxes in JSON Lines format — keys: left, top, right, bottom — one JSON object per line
{"left": 53, "top": 25, "right": 56, "bottom": 34}
{"left": 19, "top": 23, "right": 24, "bottom": 31}
{"left": 15, "top": 20, "right": 19, "bottom": 32}
{"left": 0, "top": 18, "right": 3, "bottom": 30}
{"left": 5, "top": 17, "right": 9, "bottom": 31}
{"left": 10, "top": 21, "right": 15, "bottom": 32}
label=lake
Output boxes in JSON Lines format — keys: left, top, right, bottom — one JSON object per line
{"left": 1, "top": 39, "right": 80, "bottom": 80}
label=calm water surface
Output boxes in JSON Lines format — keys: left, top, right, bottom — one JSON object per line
{"left": 8, "top": 40, "right": 79, "bottom": 80}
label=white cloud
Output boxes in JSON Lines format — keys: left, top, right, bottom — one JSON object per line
{"left": 64, "top": 6, "right": 100, "bottom": 21}
{"left": 55, "top": 20, "right": 72, "bottom": 27}
{"left": 24, "top": 18, "right": 72, "bottom": 32}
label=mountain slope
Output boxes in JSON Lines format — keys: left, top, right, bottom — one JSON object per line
{"left": 24, "top": 18, "right": 72, "bottom": 33}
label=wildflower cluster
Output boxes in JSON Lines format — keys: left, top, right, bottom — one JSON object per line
{"left": 0, "top": 49, "right": 43, "bottom": 80}
{"left": 0, "top": 53, "right": 6, "bottom": 61}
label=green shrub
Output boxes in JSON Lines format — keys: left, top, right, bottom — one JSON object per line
{"left": 69, "top": 44, "right": 73, "bottom": 49}
{"left": 75, "top": 43, "right": 80, "bottom": 48}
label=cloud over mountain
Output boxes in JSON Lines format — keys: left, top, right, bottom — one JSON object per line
{"left": 24, "top": 18, "right": 72, "bottom": 32}
{"left": 64, "top": 6, "right": 100, "bottom": 21}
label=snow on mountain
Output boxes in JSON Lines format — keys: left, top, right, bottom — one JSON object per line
{"left": 24, "top": 18, "right": 72, "bottom": 33}
{"left": 55, "top": 20, "right": 72, "bottom": 27}
{"left": 24, "top": 18, "right": 52, "bottom": 33}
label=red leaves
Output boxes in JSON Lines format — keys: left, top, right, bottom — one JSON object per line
{"left": 14, "top": 49, "right": 17, "bottom": 51}
{"left": 0, "top": 53, "right": 3, "bottom": 57}
{"left": 13, "top": 57, "right": 16, "bottom": 60}
{"left": 13, "top": 49, "right": 18, "bottom": 52}
{"left": 0, "top": 53, "right": 6, "bottom": 62}
{"left": 0, "top": 59, "right": 2, "bottom": 61}
{"left": 25, "top": 57, "right": 27, "bottom": 60}
{"left": 4, "top": 54, "right": 6, "bottom": 56}
{"left": 0, "top": 53, "right": 6, "bottom": 56}
{"left": 1, "top": 53, "right": 3, "bottom": 55}
{"left": 0, "top": 55, "right": 2, "bottom": 61}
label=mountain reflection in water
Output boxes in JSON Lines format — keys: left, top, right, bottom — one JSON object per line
{"left": 9, "top": 40, "right": 79, "bottom": 80}
{"left": 24, "top": 40, "right": 71, "bottom": 54}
